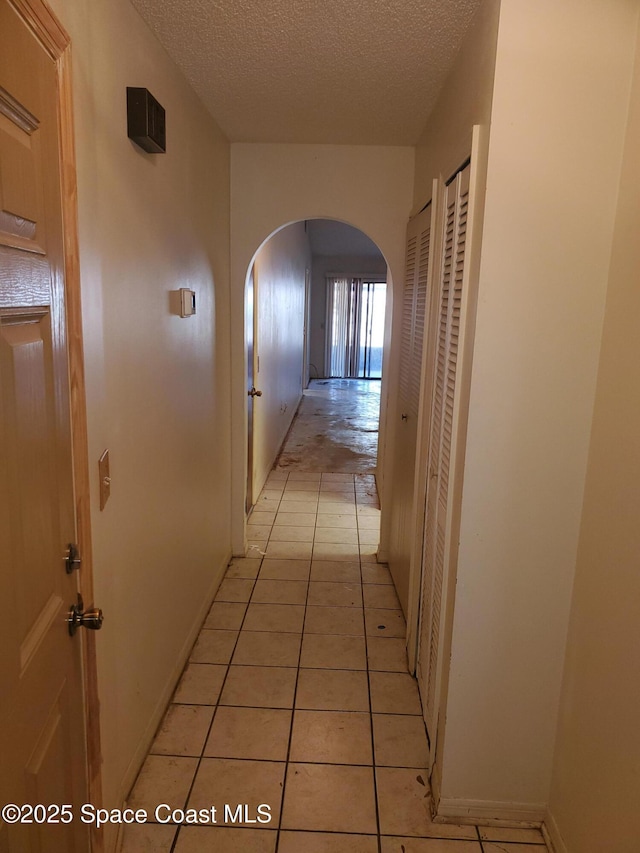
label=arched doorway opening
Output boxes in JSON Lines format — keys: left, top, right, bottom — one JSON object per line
{"left": 241, "top": 218, "right": 395, "bottom": 540}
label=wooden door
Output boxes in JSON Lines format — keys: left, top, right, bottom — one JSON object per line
{"left": 0, "top": 2, "right": 90, "bottom": 850}
{"left": 388, "top": 204, "right": 433, "bottom": 612}
{"left": 417, "top": 163, "right": 471, "bottom": 748}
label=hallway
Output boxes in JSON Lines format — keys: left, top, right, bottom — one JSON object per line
{"left": 2, "top": 1, "right": 638, "bottom": 849}
{"left": 120, "top": 388, "right": 550, "bottom": 853}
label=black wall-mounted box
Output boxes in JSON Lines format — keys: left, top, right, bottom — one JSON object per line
{"left": 126, "top": 87, "right": 166, "bottom": 153}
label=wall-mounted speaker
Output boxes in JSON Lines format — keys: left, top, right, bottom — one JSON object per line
{"left": 127, "top": 87, "right": 166, "bottom": 154}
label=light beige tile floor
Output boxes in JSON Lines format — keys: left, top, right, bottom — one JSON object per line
{"left": 121, "top": 471, "right": 550, "bottom": 853}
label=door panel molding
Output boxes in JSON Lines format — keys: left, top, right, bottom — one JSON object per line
{"left": 9, "top": 0, "right": 69, "bottom": 59}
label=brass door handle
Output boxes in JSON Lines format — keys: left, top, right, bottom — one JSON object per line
{"left": 248, "top": 387, "right": 263, "bottom": 398}
{"left": 67, "top": 594, "right": 104, "bottom": 636}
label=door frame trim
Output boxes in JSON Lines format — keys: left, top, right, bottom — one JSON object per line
{"left": 9, "top": 1, "right": 103, "bottom": 849}
{"left": 246, "top": 265, "right": 256, "bottom": 514}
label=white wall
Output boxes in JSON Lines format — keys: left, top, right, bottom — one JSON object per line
{"left": 413, "top": 0, "right": 500, "bottom": 210}
{"left": 252, "top": 222, "right": 311, "bottom": 494}
{"left": 547, "top": 12, "right": 640, "bottom": 852}
{"left": 230, "top": 143, "right": 414, "bottom": 553}
{"left": 47, "top": 0, "right": 232, "bottom": 844}
{"left": 309, "top": 253, "right": 387, "bottom": 378}
{"left": 437, "top": 0, "right": 638, "bottom": 819}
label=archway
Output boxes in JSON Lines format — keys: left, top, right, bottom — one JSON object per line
{"left": 234, "top": 216, "right": 399, "bottom": 556}
{"left": 243, "top": 219, "right": 390, "bottom": 517}
{"left": 228, "top": 145, "right": 414, "bottom": 557}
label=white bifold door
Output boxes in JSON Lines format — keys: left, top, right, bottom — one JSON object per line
{"left": 388, "top": 203, "right": 435, "bottom": 611}
{"left": 416, "top": 163, "right": 471, "bottom": 744}
{"left": 388, "top": 151, "right": 480, "bottom": 777}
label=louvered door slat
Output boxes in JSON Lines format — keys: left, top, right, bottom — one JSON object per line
{"left": 398, "top": 235, "right": 417, "bottom": 409}
{"left": 410, "top": 225, "right": 431, "bottom": 418}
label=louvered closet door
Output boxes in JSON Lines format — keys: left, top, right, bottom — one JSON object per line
{"left": 388, "top": 205, "right": 432, "bottom": 611}
{"left": 417, "top": 163, "right": 470, "bottom": 741}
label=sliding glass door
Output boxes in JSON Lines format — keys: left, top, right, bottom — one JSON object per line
{"left": 325, "top": 277, "right": 386, "bottom": 378}
{"left": 358, "top": 280, "right": 386, "bottom": 378}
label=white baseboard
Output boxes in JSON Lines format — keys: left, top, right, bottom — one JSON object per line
{"left": 435, "top": 796, "right": 546, "bottom": 826}
{"left": 543, "top": 808, "right": 568, "bottom": 853}
{"left": 112, "top": 551, "right": 231, "bottom": 852}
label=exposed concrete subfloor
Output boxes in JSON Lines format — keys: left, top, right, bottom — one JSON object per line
{"left": 275, "top": 379, "right": 381, "bottom": 474}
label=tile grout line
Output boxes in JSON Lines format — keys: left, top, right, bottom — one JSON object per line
{"left": 151, "top": 753, "right": 420, "bottom": 768}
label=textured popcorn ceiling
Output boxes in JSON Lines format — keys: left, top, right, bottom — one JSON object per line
{"left": 129, "top": 0, "right": 483, "bottom": 145}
